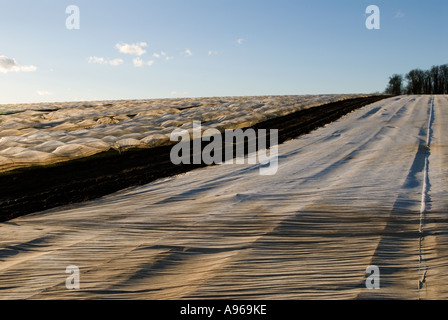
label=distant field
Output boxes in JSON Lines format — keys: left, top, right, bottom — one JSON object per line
{"left": 0, "top": 95, "right": 368, "bottom": 173}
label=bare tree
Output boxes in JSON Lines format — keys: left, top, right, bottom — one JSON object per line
{"left": 385, "top": 74, "right": 403, "bottom": 95}
{"left": 405, "top": 69, "right": 425, "bottom": 94}
{"left": 430, "top": 65, "right": 441, "bottom": 94}
{"left": 423, "top": 70, "right": 432, "bottom": 94}
{"left": 439, "top": 64, "right": 448, "bottom": 94}
{"left": 387, "top": 64, "right": 448, "bottom": 95}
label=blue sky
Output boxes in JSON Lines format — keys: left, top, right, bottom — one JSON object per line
{"left": 0, "top": 0, "right": 447, "bottom": 104}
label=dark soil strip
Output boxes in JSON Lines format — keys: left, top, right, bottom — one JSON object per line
{"left": 0, "top": 95, "right": 390, "bottom": 222}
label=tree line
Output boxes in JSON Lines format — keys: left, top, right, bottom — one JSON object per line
{"left": 385, "top": 64, "right": 448, "bottom": 95}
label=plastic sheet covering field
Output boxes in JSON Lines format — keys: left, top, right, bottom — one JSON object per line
{"left": 0, "top": 95, "right": 447, "bottom": 300}
{"left": 0, "top": 94, "right": 362, "bottom": 173}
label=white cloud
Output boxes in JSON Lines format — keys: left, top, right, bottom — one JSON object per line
{"left": 109, "top": 58, "right": 124, "bottom": 66}
{"left": 171, "top": 91, "right": 190, "bottom": 96}
{"left": 154, "top": 51, "right": 168, "bottom": 59}
{"left": 88, "top": 56, "right": 106, "bottom": 64}
{"left": 237, "top": 38, "right": 245, "bottom": 45}
{"left": 133, "top": 57, "right": 154, "bottom": 67}
{"left": 115, "top": 42, "right": 147, "bottom": 56}
{"left": 0, "top": 56, "right": 37, "bottom": 73}
{"left": 208, "top": 50, "right": 218, "bottom": 56}
{"left": 88, "top": 56, "right": 123, "bottom": 66}
{"left": 395, "top": 11, "right": 405, "bottom": 18}
{"left": 37, "top": 90, "right": 52, "bottom": 96}
{"left": 185, "top": 49, "right": 193, "bottom": 56}
{"left": 133, "top": 57, "right": 143, "bottom": 67}
{"left": 165, "top": 56, "right": 174, "bottom": 61}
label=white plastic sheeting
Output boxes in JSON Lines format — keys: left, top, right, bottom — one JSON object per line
{"left": 0, "top": 95, "right": 363, "bottom": 172}
{"left": 0, "top": 96, "right": 447, "bottom": 300}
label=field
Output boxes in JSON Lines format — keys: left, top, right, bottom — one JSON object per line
{"left": 0, "top": 95, "right": 447, "bottom": 299}
{"left": 0, "top": 95, "right": 386, "bottom": 221}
